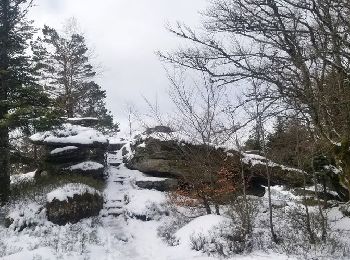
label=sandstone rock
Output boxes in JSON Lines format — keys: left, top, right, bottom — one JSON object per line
{"left": 127, "top": 137, "right": 310, "bottom": 195}
{"left": 46, "top": 146, "right": 84, "bottom": 163}
{"left": 145, "top": 126, "right": 173, "bottom": 135}
{"left": 30, "top": 123, "right": 108, "bottom": 179}
{"left": 46, "top": 183, "right": 103, "bottom": 225}
{"left": 135, "top": 178, "right": 178, "bottom": 191}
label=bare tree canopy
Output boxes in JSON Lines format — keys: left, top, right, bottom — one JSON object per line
{"left": 159, "top": 0, "right": 350, "bottom": 198}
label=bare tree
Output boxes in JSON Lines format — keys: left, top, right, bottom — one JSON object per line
{"left": 244, "top": 80, "right": 278, "bottom": 242}
{"left": 159, "top": 0, "right": 350, "bottom": 200}
{"left": 164, "top": 68, "right": 238, "bottom": 214}
{"left": 124, "top": 102, "right": 137, "bottom": 138}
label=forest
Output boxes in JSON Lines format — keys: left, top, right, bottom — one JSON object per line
{"left": 1, "top": 0, "right": 350, "bottom": 259}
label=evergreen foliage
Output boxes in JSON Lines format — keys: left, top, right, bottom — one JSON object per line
{"left": 32, "top": 24, "right": 118, "bottom": 132}
{"left": 0, "top": 0, "right": 61, "bottom": 204}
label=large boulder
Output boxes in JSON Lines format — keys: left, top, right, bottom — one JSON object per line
{"left": 135, "top": 177, "right": 178, "bottom": 192}
{"left": 127, "top": 137, "right": 311, "bottom": 195}
{"left": 30, "top": 123, "right": 108, "bottom": 179}
{"left": 46, "top": 183, "right": 103, "bottom": 225}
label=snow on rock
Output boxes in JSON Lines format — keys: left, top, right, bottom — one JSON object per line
{"left": 65, "top": 161, "right": 104, "bottom": 171}
{"left": 109, "top": 136, "right": 127, "bottom": 145}
{"left": 10, "top": 170, "right": 36, "bottom": 185}
{"left": 324, "top": 165, "right": 342, "bottom": 175}
{"left": 30, "top": 123, "right": 108, "bottom": 146}
{"left": 125, "top": 189, "right": 167, "bottom": 220}
{"left": 46, "top": 183, "right": 101, "bottom": 203}
{"left": 175, "top": 214, "right": 229, "bottom": 247}
{"left": 242, "top": 152, "right": 304, "bottom": 173}
{"left": 50, "top": 146, "right": 78, "bottom": 155}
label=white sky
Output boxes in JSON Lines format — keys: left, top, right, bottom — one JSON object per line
{"left": 29, "top": 0, "right": 209, "bottom": 130}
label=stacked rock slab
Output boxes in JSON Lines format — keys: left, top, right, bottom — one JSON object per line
{"left": 30, "top": 119, "right": 108, "bottom": 180}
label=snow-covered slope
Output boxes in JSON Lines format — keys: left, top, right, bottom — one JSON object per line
{"left": 1, "top": 137, "right": 349, "bottom": 259}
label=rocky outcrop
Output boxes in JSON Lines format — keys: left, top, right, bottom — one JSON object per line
{"left": 135, "top": 178, "right": 178, "bottom": 192}
{"left": 30, "top": 122, "right": 108, "bottom": 180}
{"left": 46, "top": 183, "right": 103, "bottom": 225}
{"left": 126, "top": 137, "right": 311, "bottom": 196}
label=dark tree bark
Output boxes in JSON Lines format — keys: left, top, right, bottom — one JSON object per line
{"left": 0, "top": 0, "right": 11, "bottom": 204}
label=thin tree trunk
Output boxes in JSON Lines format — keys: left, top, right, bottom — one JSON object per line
{"left": 260, "top": 116, "right": 277, "bottom": 243}
{"left": 0, "top": 126, "right": 10, "bottom": 205}
{"left": 236, "top": 135, "right": 251, "bottom": 234}
{"left": 203, "top": 198, "right": 212, "bottom": 214}
{"left": 311, "top": 156, "right": 327, "bottom": 242}
{"left": 215, "top": 204, "right": 220, "bottom": 215}
{"left": 303, "top": 171, "right": 315, "bottom": 244}
{"left": 296, "top": 131, "right": 315, "bottom": 244}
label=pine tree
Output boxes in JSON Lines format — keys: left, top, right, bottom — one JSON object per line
{"left": 32, "top": 24, "right": 118, "bottom": 131}
{"left": 74, "top": 81, "right": 118, "bottom": 131}
{"left": 0, "top": 0, "right": 56, "bottom": 204}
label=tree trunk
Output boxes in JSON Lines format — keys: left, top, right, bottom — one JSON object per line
{"left": 0, "top": 0, "right": 10, "bottom": 205}
{"left": 303, "top": 171, "right": 315, "bottom": 244}
{"left": 311, "top": 158, "right": 327, "bottom": 242}
{"left": 260, "top": 116, "right": 277, "bottom": 243}
{"left": 334, "top": 141, "right": 350, "bottom": 201}
{"left": 203, "top": 198, "right": 211, "bottom": 214}
{"left": 215, "top": 204, "right": 220, "bottom": 215}
{"left": 0, "top": 125, "right": 9, "bottom": 205}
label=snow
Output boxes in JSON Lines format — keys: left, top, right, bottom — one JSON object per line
{"left": 67, "top": 117, "right": 98, "bottom": 121}
{"left": 50, "top": 146, "right": 78, "bottom": 155}
{"left": 10, "top": 170, "right": 36, "bottom": 185}
{"left": 125, "top": 189, "right": 167, "bottom": 217}
{"left": 1, "top": 136, "right": 347, "bottom": 260}
{"left": 30, "top": 123, "right": 108, "bottom": 145}
{"left": 135, "top": 175, "right": 167, "bottom": 182}
{"left": 175, "top": 214, "right": 229, "bottom": 247}
{"left": 324, "top": 165, "right": 342, "bottom": 175}
{"left": 66, "top": 161, "right": 104, "bottom": 171}
{"left": 138, "top": 142, "right": 146, "bottom": 148}
{"left": 46, "top": 183, "right": 101, "bottom": 203}
{"left": 242, "top": 152, "right": 304, "bottom": 173}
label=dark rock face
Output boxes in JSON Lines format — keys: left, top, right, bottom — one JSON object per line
{"left": 62, "top": 163, "right": 106, "bottom": 180}
{"left": 31, "top": 123, "right": 108, "bottom": 179}
{"left": 145, "top": 126, "right": 173, "bottom": 135}
{"left": 126, "top": 138, "right": 187, "bottom": 178}
{"left": 127, "top": 137, "right": 310, "bottom": 196}
{"left": 46, "top": 192, "right": 103, "bottom": 225}
{"left": 46, "top": 147, "right": 83, "bottom": 163}
{"left": 135, "top": 178, "right": 178, "bottom": 192}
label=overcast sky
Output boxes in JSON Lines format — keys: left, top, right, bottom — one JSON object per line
{"left": 29, "top": 0, "right": 208, "bottom": 130}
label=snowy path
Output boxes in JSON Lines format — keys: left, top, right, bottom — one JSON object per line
{"left": 95, "top": 149, "right": 292, "bottom": 260}
{"left": 0, "top": 146, "right": 294, "bottom": 260}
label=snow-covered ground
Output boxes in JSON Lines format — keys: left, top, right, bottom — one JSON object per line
{"left": 1, "top": 139, "right": 350, "bottom": 259}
